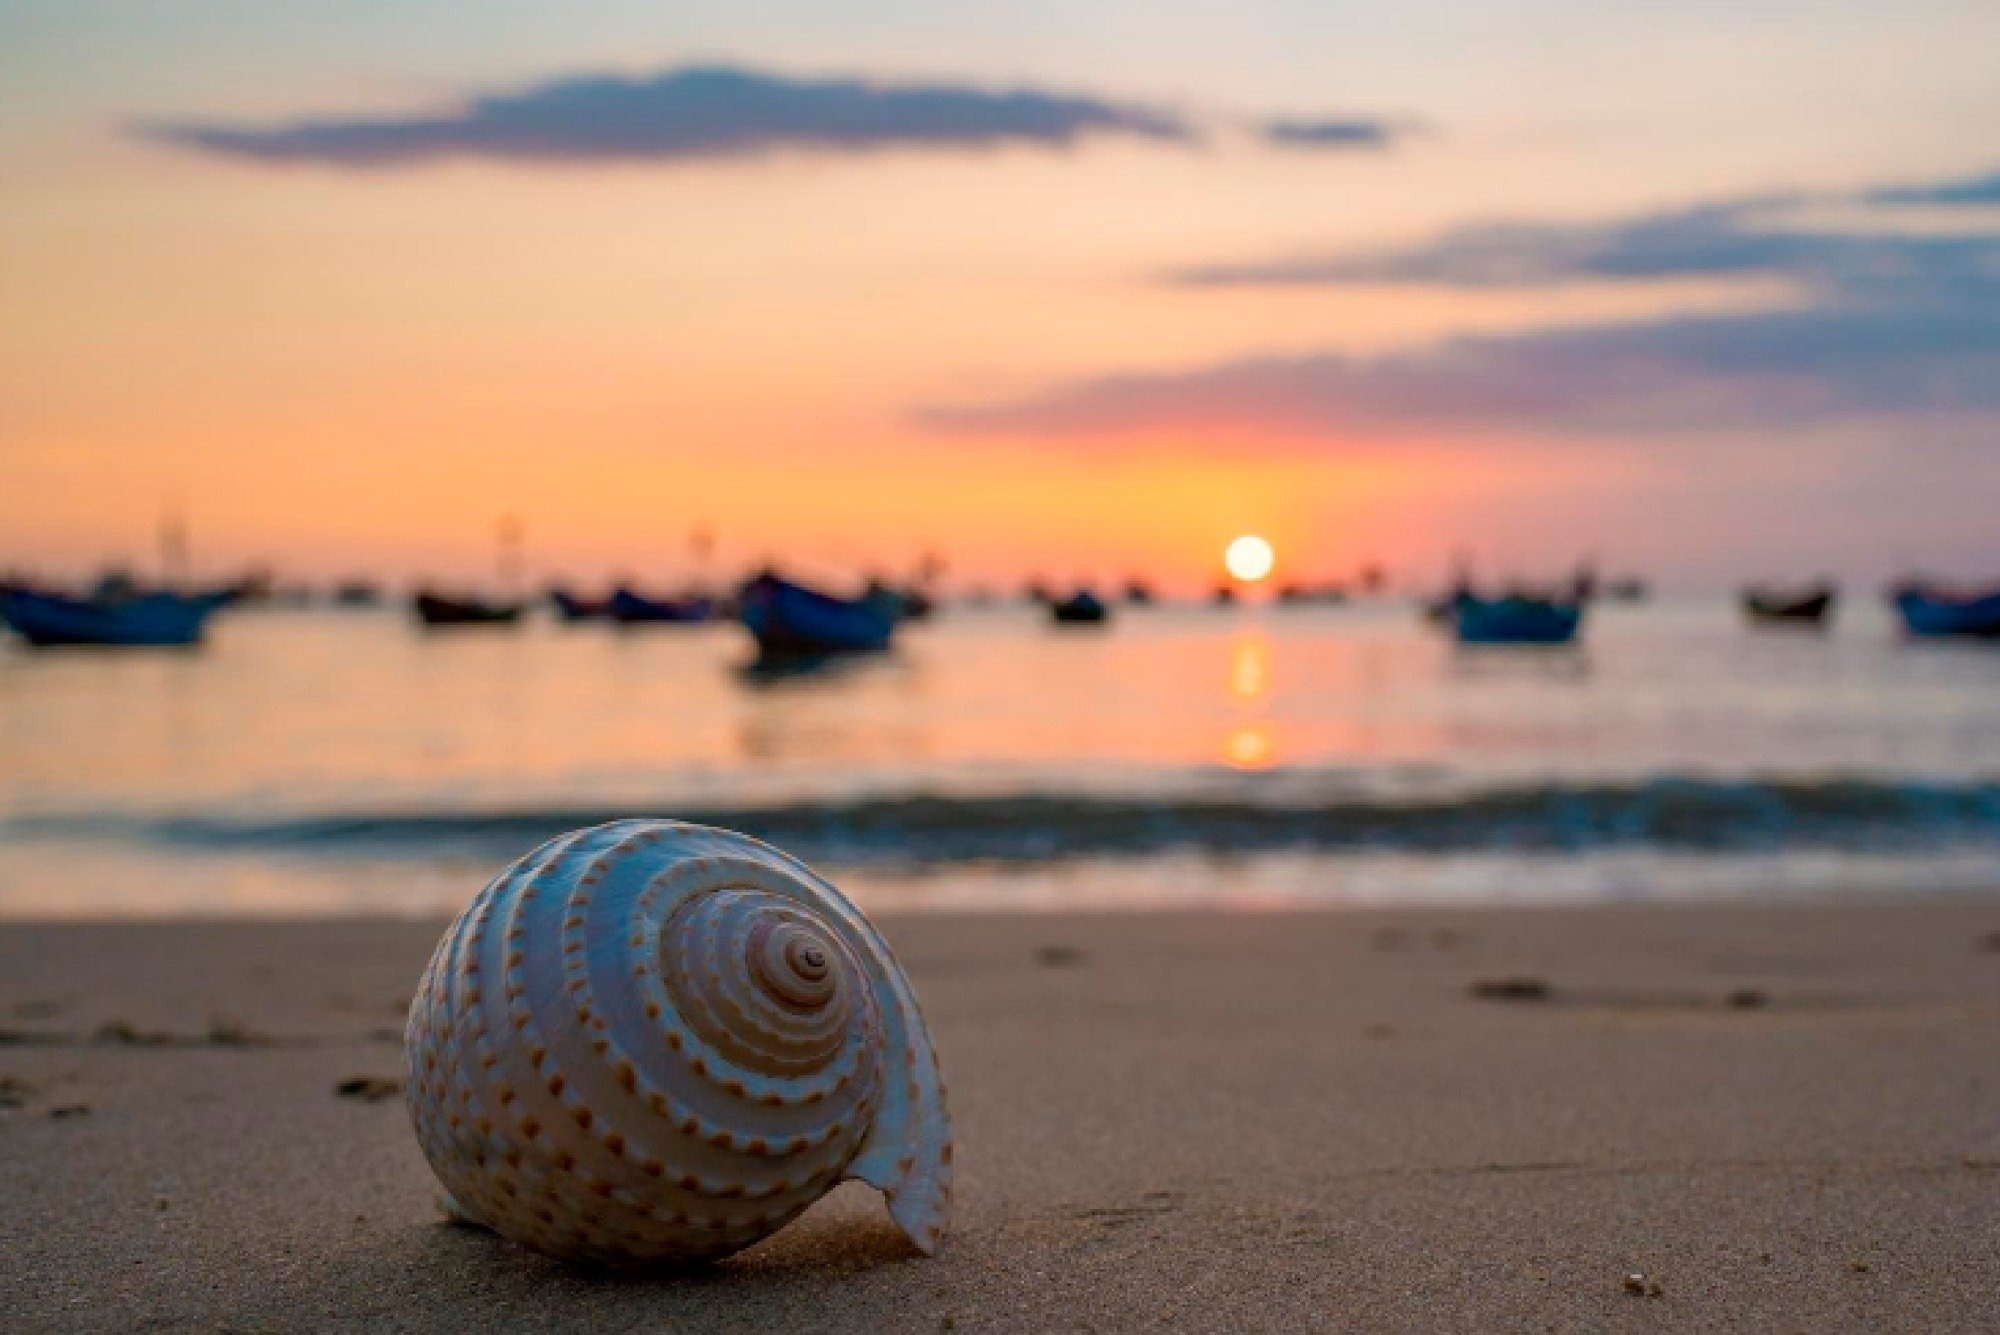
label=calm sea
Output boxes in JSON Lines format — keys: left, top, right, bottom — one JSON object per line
{"left": 5, "top": 598, "right": 2000, "bottom": 916}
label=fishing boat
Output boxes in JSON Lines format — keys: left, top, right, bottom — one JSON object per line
{"left": 331, "top": 580, "right": 384, "bottom": 609}
{"left": 737, "top": 573, "right": 898, "bottom": 658}
{"left": 1451, "top": 594, "right": 1584, "bottom": 646}
{"left": 608, "top": 587, "right": 715, "bottom": 625}
{"left": 0, "top": 585, "right": 228, "bottom": 648}
{"left": 1604, "top": 576, "right": 1650, "bottom": 603}
{"left": 1891, "top": 582, "right": 2000, "bottom": 638}
{"left": 1420, "top": 591, "right": 1461, "bottom": 626}
{"left": 1422, "top": 556, "right": 1477, "bottom": 626}
{"left": 1742, "top": 584, "right": 1836, "bottom": 626}
{"left": 549, "top": 588, "right": 611, "bottom": 622}
{"left": 1275, "top": 581, "right": 1349, "bottom": 607}
{"left": 1049, "top": 589, "right": 1110, "bottom": 625}
{"left": 413, "top": 591, "right": 523, "bottom": 628}
{"left": 895, "top": 587, "right": 938, "bottom": 621}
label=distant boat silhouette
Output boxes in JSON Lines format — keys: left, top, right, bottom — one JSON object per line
{"left": 894, "top": 587, "right": 938, "bottom": 621}
{"left": 1121, "top": 579, "right": 1154, "bottom": 606}
{"left": 1742, "top": 584, "right": 1835, "bottom": 626}
{"left": 1049, "top": 589, "right": 1110, "bottom": 625}
{"left": 413, "top": 591, "right": 523, "bottom": 627}
{"left": 1276, "top": 582, "right": 1349, "bottom": 607}
{"left": 331, "top": 580, "right": 383, "bottom": 609}
{"left": 738, "top": 573, "right": 898, "bottom": 658}
{"left": 609, "top": 587, "right": 714, "bottom": 625}
{"left": 1604, "top": 576, "right": 1650, "bottom": 603}
{"left": 1451, "top": 594, "right": 1583, "bottom": 646}
{"left": 0, "top": 584, "right": 228, "bottom": 648}
{"left": 1421, "top": 592, "right": 1460, "bottom": 626}
{"left": 549, "top": 588, "right": 611, "bottom": 622}
{"left": 1422, "top": 567, "right": 1475, "bottom": 626}
{"left": 1891, "top": 581, "right": 2000, "bottom": 638}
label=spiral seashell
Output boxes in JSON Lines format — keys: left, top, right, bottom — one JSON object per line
{"left": 404, "top": 820, "right": 952, "bottom": 1264}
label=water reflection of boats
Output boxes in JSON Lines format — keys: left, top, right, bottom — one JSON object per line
{"left": 1742, "top": 584, "right": 1835, "bottom": 626}
{"left": 1891, "top": 581, "right": 2000, "bottom": 639}
{"left": 1451, "top": 594, "right": 1584, "bottom": 646}
{"left": 1049, "top": 589, "right": 1110, "bottom": 626}
{"left": 734, "top": 647, "right": 898, "bottom": 687}
{"left": 608, "top": 587, "right": 714, "bottom": 625}
{"left": 738, "top": 572, "right": 899, "bottom": 659}
{"left": 413, "top": 591, "right": 524, "bottom": 627}
{"left": 0, "top": 583, "right": 230, "bottom": 648}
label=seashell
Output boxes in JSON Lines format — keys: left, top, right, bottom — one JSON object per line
{"left": 404, "top": 820, "right": 952, "bottom": 1264}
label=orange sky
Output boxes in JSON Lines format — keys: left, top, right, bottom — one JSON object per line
{"left": 4, "top": 3, "right": 1998, "bottom": 591}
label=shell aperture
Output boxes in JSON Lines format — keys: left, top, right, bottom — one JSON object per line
{"left": 404, "top": 820, "right": 953, "bottom": 1264}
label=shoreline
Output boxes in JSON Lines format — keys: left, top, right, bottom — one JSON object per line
{"left": 4, "top": 898, "right": 1998, "bottom": 1330}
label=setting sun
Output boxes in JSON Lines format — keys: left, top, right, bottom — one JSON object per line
{"left": 1224, "top": 534, "right": 1275, "bottom": 583}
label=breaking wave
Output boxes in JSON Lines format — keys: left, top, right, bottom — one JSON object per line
{"left": 17, "top": 775, "right": 2000, "bottom": 867}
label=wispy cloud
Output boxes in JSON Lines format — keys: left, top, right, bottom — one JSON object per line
{"left": 1867, "top": 169, "right": 2000, "bottom": 208}
{"left": 1170, "top": 199, "right": 1816, "bottom": 288}
{"left": 1258, "top": 118, "right": 1398, "bottom": 151}
{"left": 137, "top": 65, "right": 1197, "bottom": 166}
{"left": 925, "top": 174, "right": 2000, "bottom": 441}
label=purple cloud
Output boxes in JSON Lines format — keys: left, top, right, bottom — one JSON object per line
{"left": 925, "top": 181, "right": 2000, "bottom": 441}
{"left": 137, "top": 65, "right": 1197, "bottom": 166}
{"left": 1867, "top": 170, "right": 2000, "bottom": 208}
{"left": 1259, "top": 118, "right": 1398, "bottom": 150}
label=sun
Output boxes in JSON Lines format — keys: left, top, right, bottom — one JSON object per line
{"left": 1224, "top": 534, "right": 1275, "bottom": 583}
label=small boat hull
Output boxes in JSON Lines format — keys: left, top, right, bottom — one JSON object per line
{"left": 1743, "top": 587, "right": 1835, "bottom": 625}
{"left": 0, "top": 589, "right": 225, "bottom": 648}
{"left": 1049, "top": 591, "right": 1110, "bottom": 625}
{"left": 414, "top": 593, "right": 523, "bottom": 627}
{"left": 1893, "top": 588, "right": 2000, "bottom": 639}
{"left": 738, "top": 575, "right": 897, "bottom": 658}
{"left": 608, "top": 588, "right": 714, "bottom": 625}
{"left": 1452, "top": 596, "right": 1583, "bottom": 646}
{"left": 550, "top": 590, "right": 611, "bottom": 623}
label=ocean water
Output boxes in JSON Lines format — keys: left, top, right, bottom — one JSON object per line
{"left": 4, "top": 597, "right": 2000, "bottom": 916}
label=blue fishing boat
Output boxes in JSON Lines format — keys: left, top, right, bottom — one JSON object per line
{"left": 1892, "top": 583, "right": 2000, "bottom": 638}
{"left": 609, "top": 587, "right": 715, "bottom": 625}
{"left": 1049, "top": 589, "right": 1110, "bottom": 625}
{"left": 738, "top": 573, "right": 898, "bottom": 658}
{"left": 0, "top": 586, "right": 228, "bottom": 648}
{"left": 1451, "top": 594, "right": 1584, "bottom": 646}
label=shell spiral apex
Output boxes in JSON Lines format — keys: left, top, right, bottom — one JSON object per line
{"left": 404, "top": 820, "right": 953, "bottom": 1264}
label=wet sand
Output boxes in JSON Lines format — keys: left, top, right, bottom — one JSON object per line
{"left": 2, "top": 900, "right": 1997, "bottom": 1332}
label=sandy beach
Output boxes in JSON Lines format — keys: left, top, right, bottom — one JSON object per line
{"left": 0, "top": 899, "right": 1995, "bottom": 1332}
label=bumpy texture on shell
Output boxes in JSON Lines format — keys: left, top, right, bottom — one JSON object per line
{"left": 405, "top": 820, "right": 952, "bottom": 1264}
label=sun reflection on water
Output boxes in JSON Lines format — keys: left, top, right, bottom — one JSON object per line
{"left": 1224, "top": 627, "right": 1278, "bottom": 769}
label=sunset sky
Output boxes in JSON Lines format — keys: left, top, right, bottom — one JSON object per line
{"left": 3, "top": 1, "right": 1998, "bottom": 591}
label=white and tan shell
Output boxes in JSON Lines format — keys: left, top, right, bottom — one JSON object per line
{"left": 404, "top": 820, "right": 952, "bottom": 1264}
